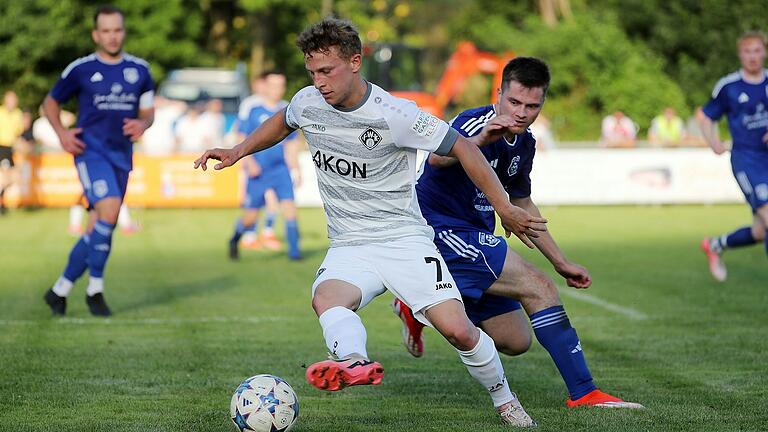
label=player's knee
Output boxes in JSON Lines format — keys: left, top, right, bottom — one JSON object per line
{"left": 496, "top": 334, "right": 532, "bottom": 357}
{"left": 520, "top": 268, "right": 559, "bottom": 306}
{"left": 311, "top": 286, "right": 359, "bottom": 316}
{"left": 440, "top": 322, "right": 479, "bottom": 351}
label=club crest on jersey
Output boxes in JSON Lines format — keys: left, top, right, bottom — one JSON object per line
{"left": 359, "top": 128, "right": 382, "bottom": 150}
{"left": 478, "top": 232, "right": 501, "bottom": 247}
{"left": 508, "top": 155, "right": 520, "bottom": 176}
{"left": 123, "top": 67, "right": 139, "bottom": 84}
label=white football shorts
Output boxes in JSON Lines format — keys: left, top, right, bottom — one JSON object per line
{"left": 312, "top": 235, "right": 462, "bottom": 325}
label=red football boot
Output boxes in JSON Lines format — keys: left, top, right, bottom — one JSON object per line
{"left": 392, "top": 298, "right": 425, "bottom": 357}
{"left": 305, "top": 357, "right": 384, "bottom": 391}
{"left": 566, "top": 389, "right": 644, "bottom": 409}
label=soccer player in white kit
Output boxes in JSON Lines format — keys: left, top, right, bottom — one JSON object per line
{"left": 194, "top": 18, "right": 547, "bottom": 427}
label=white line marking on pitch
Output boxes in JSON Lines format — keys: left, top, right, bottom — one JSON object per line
{"left": 0, "top": 316, "right": 297, "bottom": 326}
{"left": 558, "top": 287, "right": 648, "bottom": 320}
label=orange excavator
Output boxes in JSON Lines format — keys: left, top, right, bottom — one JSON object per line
{"left": 362, "top": 41, "right": 514, "bottom": 118}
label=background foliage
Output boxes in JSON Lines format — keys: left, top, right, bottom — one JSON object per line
{"left": 0, "top": 0, "right": 766, "bottom": 139}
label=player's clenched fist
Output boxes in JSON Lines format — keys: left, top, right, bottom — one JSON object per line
{"left": 194, "top": 147, "right": 243, "bottom": 171}
{"left": 498, "top": 205, "right": 547, "bottom": 249}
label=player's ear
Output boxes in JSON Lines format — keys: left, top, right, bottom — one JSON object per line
{"left": 349, "top": 53, "right": 362, "bottom": 73}
{"left": 91, "top": 29, "right": 99, "bottom": 45}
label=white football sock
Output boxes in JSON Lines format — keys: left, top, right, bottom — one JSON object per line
{"left": 118, "top": 203, "right": 132, "bottom": 228}
{"left": 318, "top": 306, "right": 368, "bottom": 359}
{"left": 69, "top": 205, "right": 84, "bottom": 228}
{"left": 86, "top": 277, "right": 104, "bottom": 296}
{"left": 52, "top": 276, "right": 74, "bottom": 297}
{"left": 457, "top": 328, "right": 515, "bottom": 408}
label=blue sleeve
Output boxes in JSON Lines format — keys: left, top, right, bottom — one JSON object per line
{"left": 141, "top": 68, "right": 155, "bottom": 94}
{"left": 238, "top": 113, "right": 252, "bottom": 135}
{"left": 702, "top": 83, "right": 728, "bottom": 121}
{"left": 50, "top": 67, "right": 80, "bottom": 103}
{"left": 449, "top": 114, "right": 473, "bottom": 138}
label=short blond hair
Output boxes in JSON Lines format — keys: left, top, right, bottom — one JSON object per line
{"left": 738, "top": 31, "right": 767, "bottom": 48}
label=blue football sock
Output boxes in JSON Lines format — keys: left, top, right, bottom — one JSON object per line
{"left": 530, "top": 305, "right": 596, "bottom": 400}
{"left": 285, "top": 219, "right": 300, "bottom": 259}
{"left": 88, "top": 220, "right": 115, "bottom": 278}
{"left": 713, "top": 227, "right": 756, "bottom": 253}
{"left": 63, "top": 235, "right": 90, "bottom": 282}
{"left": 265, "top": 212, "right": 276, "bottom": 230}
{"left": 230, "top": 219, "right": 256, "bottom": 244}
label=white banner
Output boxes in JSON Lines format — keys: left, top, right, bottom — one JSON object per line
{"left": 293, "top": 148, "right": 744, "bottom": 207}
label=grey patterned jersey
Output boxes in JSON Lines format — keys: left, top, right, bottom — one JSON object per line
{"left": 285, "top": 81, "right": 459, "bottom": 247}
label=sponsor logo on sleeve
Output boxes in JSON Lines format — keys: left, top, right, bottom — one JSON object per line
{"left": 411, "top": 111, "right": 439, "bottom": 138}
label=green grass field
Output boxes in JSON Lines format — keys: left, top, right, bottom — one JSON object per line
{"left": 1, "top": 205, "right": 766, "bottom": 431}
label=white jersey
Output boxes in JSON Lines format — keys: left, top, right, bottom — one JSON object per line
{"left": 285, "top": 82, "right": 458, "bottom": 247}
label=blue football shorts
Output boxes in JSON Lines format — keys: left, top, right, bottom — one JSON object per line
{"left": 74, "top": 154, "right": 129, "bottom": 206}
{"left": 433, "top": 228, "right": 522, "bottom": 325}
{"left": 243, "top": 167, "right": 294, "bottom": 209}
{"left": 731, "top": 149, "right": 768, "bottom": 213}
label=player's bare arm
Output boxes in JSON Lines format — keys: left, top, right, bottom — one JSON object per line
{"left": 122, "top": 107, "right": 154, "bottom": 141}
{"left": 427, "top": 115, "right": 517, "bottom": 168}
{"left": 284, "top": 136, "right": 303, "bottom": 187}
{"left": 195, "top": 108, "right": 292, "bottom": 171}
{"left": 695, "top": 107, "right": 726, "bottom": 155}
{"left": 449, "top": 136, "right": 547, "bottom": 248}
{"left": 42, "top": 95, "right": 85, "bottom": 155}
{"left": 510, "top": 195, "right": 591, "bottom": 288}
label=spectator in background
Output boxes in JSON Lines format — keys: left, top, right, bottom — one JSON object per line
{"left": 529, "top": 113, "right": 557, "bottom": 151}
{"left": 199, "top": 98, "right": 226, "bottom": 148}
{"left": 648, "top": 107, "right": 686, "bottom": 147}
{"left": 140, "top": 95, "right": 186, "bottom": 156}
{"left": 0, "top": 90, "right": 25, "bottom": 214}
{"left": 600, "top": 111, "right": 637, "bottom": 148}
{"left": 175, "top": 101, "right": 209, "bottom": 153}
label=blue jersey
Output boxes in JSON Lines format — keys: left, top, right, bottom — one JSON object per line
{"left": 702, "top": 70, "right": 768, "bottom": 154}
{"left": 238, "top": 100, "right": 297, "bottom": 174}
{"left": 51, "top": 53, "right": 153, "bottom": 171}
{"left": 416, "top": 105, "right": 536, "bottom": 233}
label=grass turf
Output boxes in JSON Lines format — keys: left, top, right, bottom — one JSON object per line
{"left": 0, "top": 205, "right": 766, "bottom": 431}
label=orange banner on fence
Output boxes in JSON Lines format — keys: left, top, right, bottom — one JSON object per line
{"left": 12, "top": 153, "right": 244, "bottom": 208}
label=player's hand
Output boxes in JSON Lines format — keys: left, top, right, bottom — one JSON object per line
{"left": 123, "top": 118, "right": 149, "bottom": 141}
{"left": 247, "top": 161, "right": 262, "bottom": 177}
{"left": 473, "top": 115, "right": 517, "bottom": 146}
{"left": 498, "top": 205, "right": 547, "bottom": 249}
{"left": 59, "top": 128, "right": 86, "bottom": 155}
{"left": 291, "top": 169, "right": 303, "bottom": 188}
{"left": 556, "top": 262, "right": 592, "bottom": 289}
{"left": 762, "top": 131, "right": 768, "bottom": 145}
{"left": 712, "top": 141, "right": 726, "bottom": 155}
{"left": 194, "top": 147, "right": 242, "bottom": 171}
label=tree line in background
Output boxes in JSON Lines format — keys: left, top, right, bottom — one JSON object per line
{"left": 1, "top": 0, "right": 766, "bottom": 140}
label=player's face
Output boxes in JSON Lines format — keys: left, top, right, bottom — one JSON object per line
{"left": 92, "top": 13, "right": 125, "bottom": 58}
{"left": 496, "top": 81, "right": 545, "bottom": 134}
{"left": 738, "top": 38, "right": 766, "bottom": 74}
{"left": 305, "top": 46, "right": 362, "bottom": 107}
{"left": 261, "top": 74, "right": 287, "bottom": 104}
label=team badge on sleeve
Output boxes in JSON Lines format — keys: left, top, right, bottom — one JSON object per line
{"left": 123, "top": 67, "right": 139, "bottom": 84}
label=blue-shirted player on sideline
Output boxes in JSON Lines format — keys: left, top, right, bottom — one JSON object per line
{"left": 697, "top": 31, "right": 768, "bottom": 282}
{"left": 393, "top": 57, "right": 643, "bottom": 409}
{"left": 228, "top": 70, "right": 302, "bottom": 261}
{"left": 43, "top": 5, "right": 154, "bottom": 316}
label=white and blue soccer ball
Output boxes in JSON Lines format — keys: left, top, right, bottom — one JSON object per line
{"left": 230, "top": 374, "right": 299, "bottom": 432}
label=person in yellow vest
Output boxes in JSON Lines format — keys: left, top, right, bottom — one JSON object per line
{"left": 649, "top": 107, "right": 686, "bottom": 147}
{"left": 0, "top": 90, "right": 25, "bottom": 214}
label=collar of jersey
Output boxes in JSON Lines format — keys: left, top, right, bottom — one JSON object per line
{"left": 94, "top": 52, "right": 125, "bottom": 65}
{"left": 333, "top": 81, "right": 372, "bottom": 112}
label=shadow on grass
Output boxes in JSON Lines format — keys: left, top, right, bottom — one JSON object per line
{"left": 117, "top": 276, "right": 238, "bottom": 314}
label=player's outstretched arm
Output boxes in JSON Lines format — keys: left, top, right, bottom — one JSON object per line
{"left": 695, "top": 107, "right": 725, "bottom": 155}
{"left": 194, "top": 108, "right": 292, "bottom": 171}
{"left": 427, "top": 115, "right": 517, "bottom": 168}
{"left": 510, "top": 196, "right": 591, "bottom": 288}
{"left": 448, "top": 136, "right": 547, "bottom": 248}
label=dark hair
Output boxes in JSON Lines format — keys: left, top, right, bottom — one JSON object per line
{"left": 296, "top": 17, "right": 362, "bottom": 60}
{"left": 501, "top": 57, "right": 550, "bottom": 93}
{"left": 259, "top": 69, "right": 285, "bottom": 79}
{"left": 93, "top": 4, "right": 124, "bottom": 28}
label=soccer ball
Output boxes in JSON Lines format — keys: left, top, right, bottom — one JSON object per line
{"left": 230, "top": 374, "right": 299, "bottom": 432}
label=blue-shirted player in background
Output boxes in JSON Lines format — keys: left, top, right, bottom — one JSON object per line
{"left": 43, "top": 5, "right": 154, "bottom": 316}
{"left": 228, "top": 70, "right": 301, "bottom": 261}
{"left": 394, "top": 57, "right": 643, "bottom": 408}
{"left": 697, "top": 31, "right": 768, "bottom": 282}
